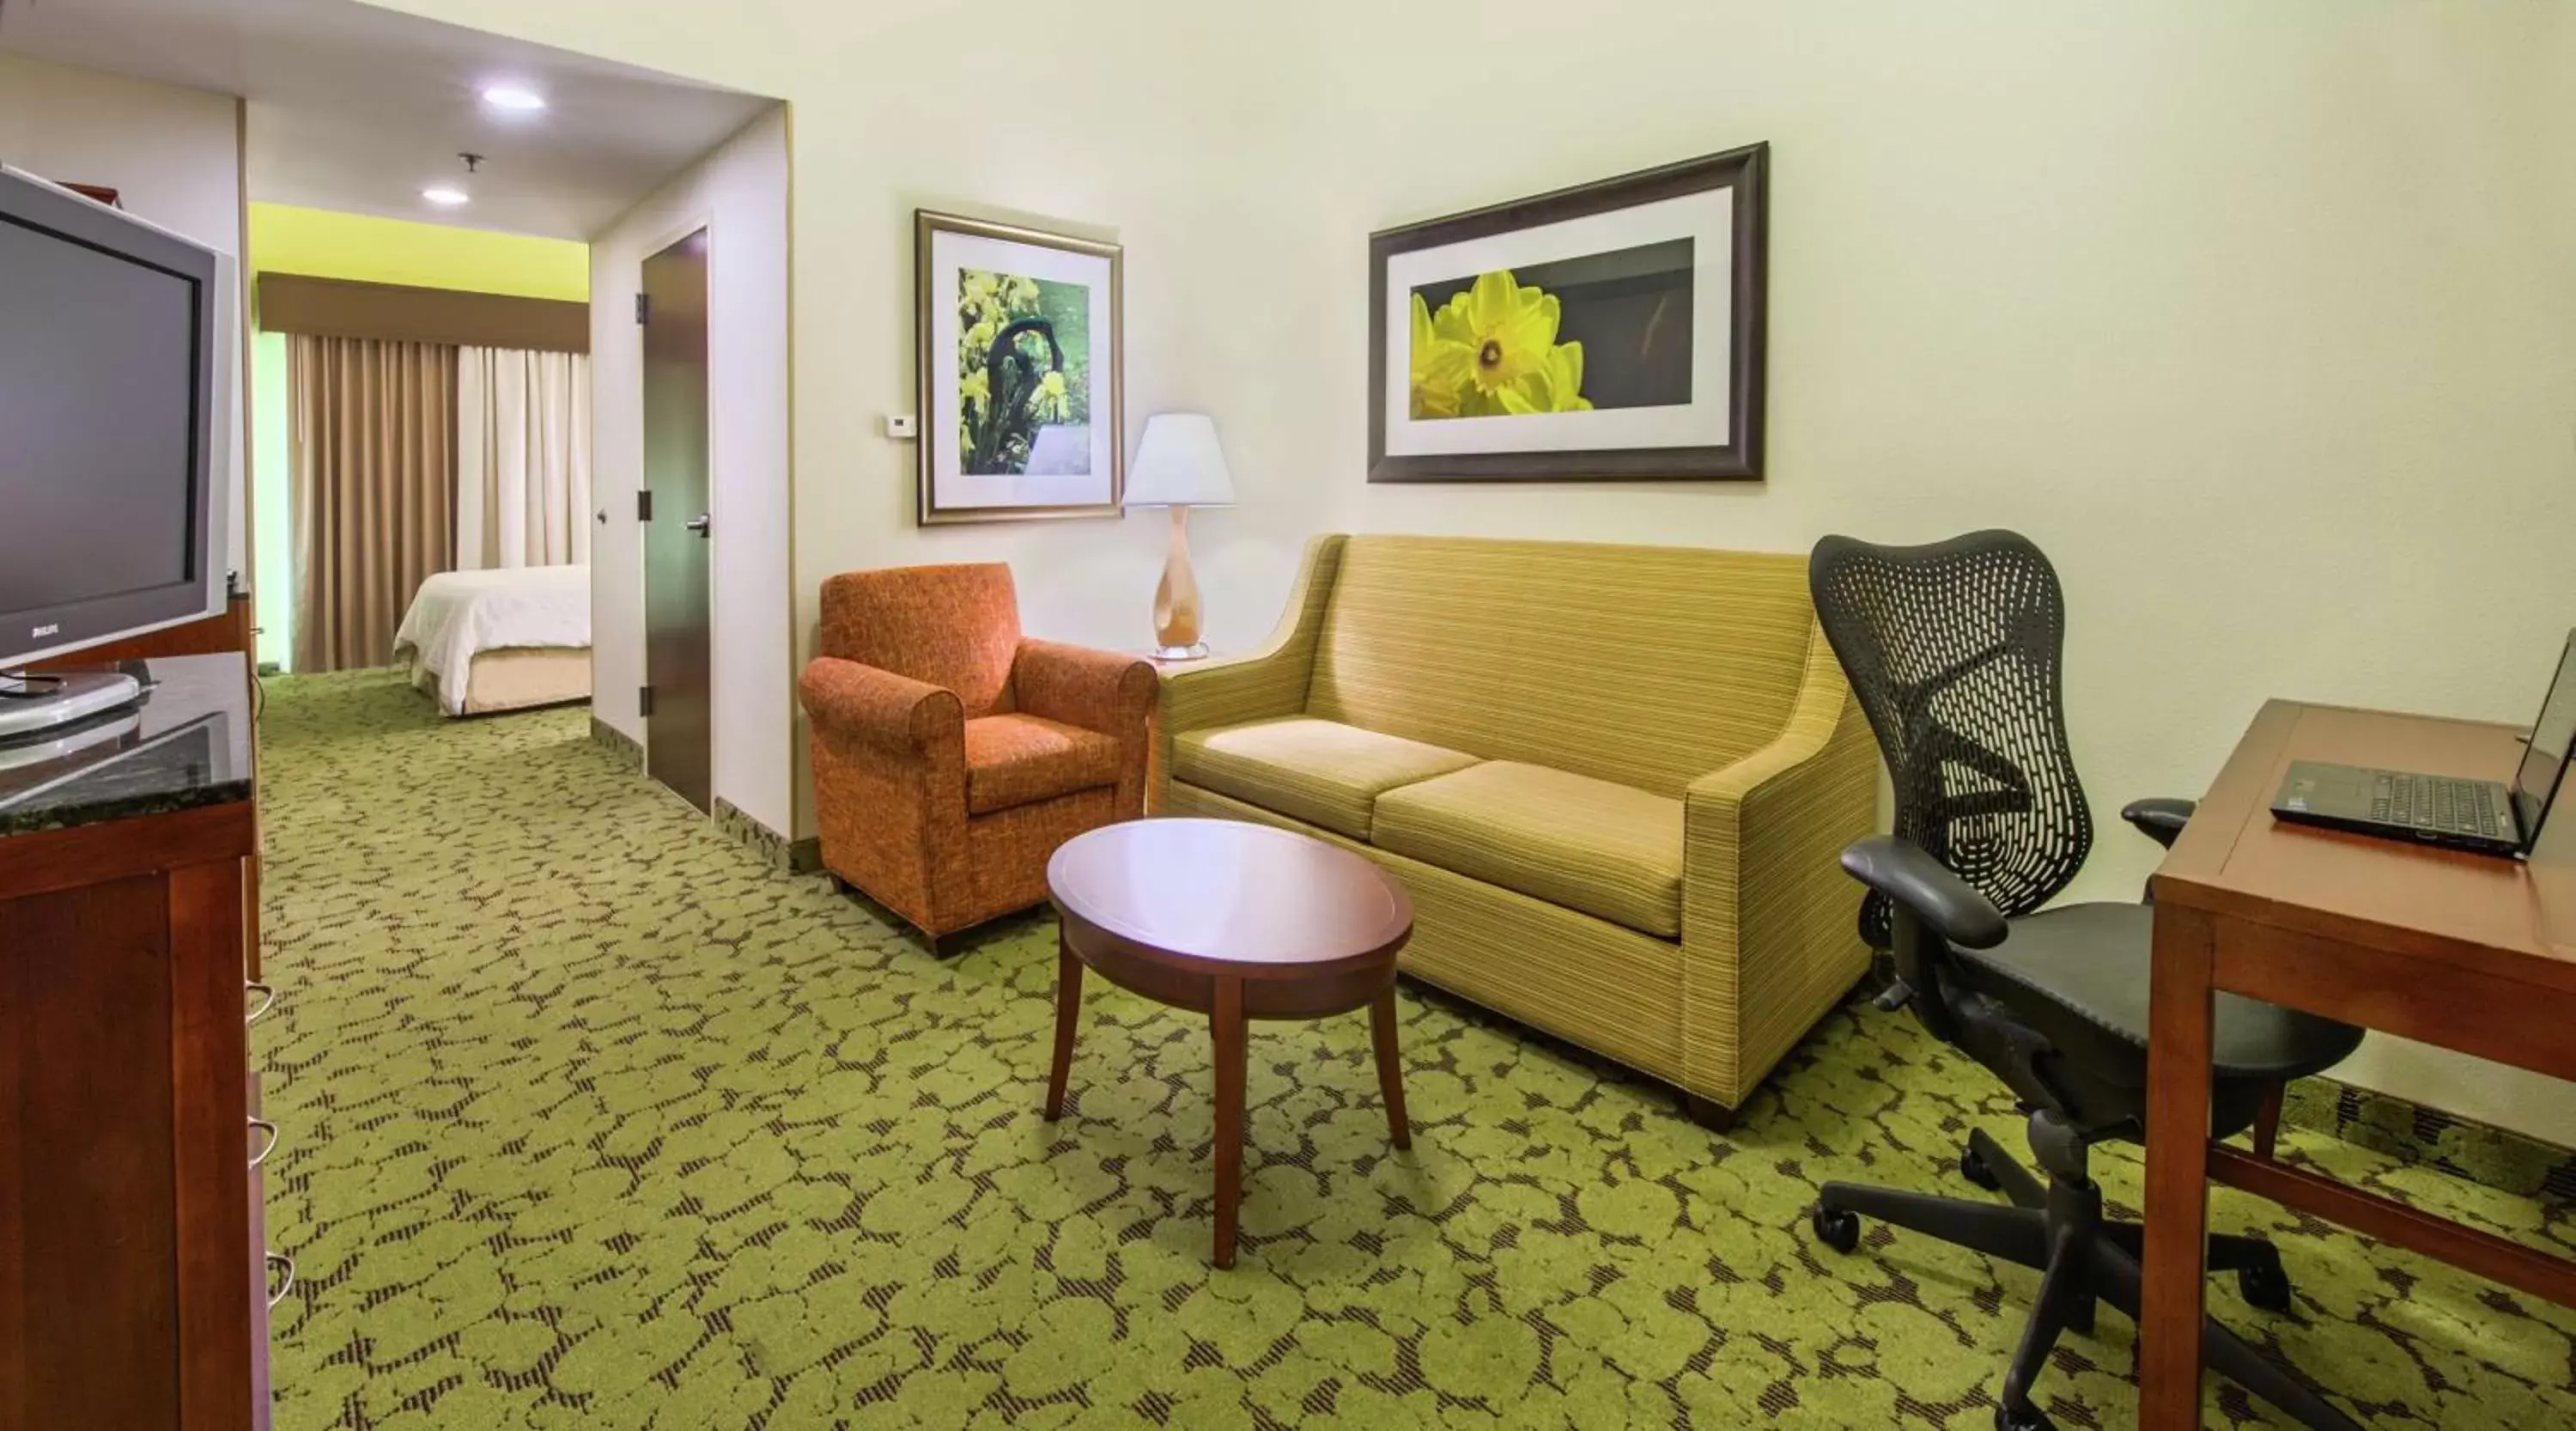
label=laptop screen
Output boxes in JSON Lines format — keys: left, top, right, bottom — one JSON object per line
{"left": 2510, "top": 631, "right": 2576, "bottom": 837}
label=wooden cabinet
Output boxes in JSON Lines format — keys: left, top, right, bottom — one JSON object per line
{"left": 0, "top": 655, "right": 266, "bottom": 1431}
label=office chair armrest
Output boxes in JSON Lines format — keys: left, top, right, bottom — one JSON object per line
{"left": 2119, "top": 797, "right": 2196, "bottom": 849}
{"left": 1840, "top": 836, "right": 2008, "bottom": 950}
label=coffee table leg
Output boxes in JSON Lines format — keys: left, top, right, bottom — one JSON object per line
{"left": 1044, "top": 935, "right": 1083, "bottom": 1122}
{"left": 1212, "top": 975, "right": 1247, "bottom": 1270}
{"left": 1370, "top": 985, "right": 1411, "bottom": 1151}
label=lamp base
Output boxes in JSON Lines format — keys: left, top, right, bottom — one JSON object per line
{"left": 1151, "top": 642, "right": 1210, "bottom": 662}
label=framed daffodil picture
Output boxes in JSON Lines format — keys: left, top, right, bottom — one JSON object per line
{"left": 1369, "top": 143, "right": 1768, "bottom": 482}
{"left": 915, "top": 210, "right": 1124, "bottom": 524}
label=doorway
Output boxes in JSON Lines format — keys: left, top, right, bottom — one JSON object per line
{"left": 642, "top": 227, "right": 712, "bottom": 813}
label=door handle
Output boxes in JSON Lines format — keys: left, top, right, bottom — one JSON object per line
{"left": 684, "top": 514, "right": 712, "bottom": 537}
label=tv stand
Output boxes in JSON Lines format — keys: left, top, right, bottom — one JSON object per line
{"left": 0, "top": 667, "right": 145, "bottom": 740}
{"left": 0, "top": 653, "right": 266, "bottom": 1431}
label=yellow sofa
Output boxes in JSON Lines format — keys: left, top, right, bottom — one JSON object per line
{"left": 1157, "top": 534, "right": 1878, "bottom": 1126}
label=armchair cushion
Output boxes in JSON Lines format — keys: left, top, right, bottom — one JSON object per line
{"left": 964, "top": 715, "right": 1120, "bottom": 815}
{"left": 1373, "top": 762, "right": 1686, "bottom": 937}
{"left": 1171, "top": 717, "right": 1479, "bottom": 839}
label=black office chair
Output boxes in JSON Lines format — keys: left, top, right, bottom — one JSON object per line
{"left": 1801, "top": 531, "right": 2366, "bottom": 1431}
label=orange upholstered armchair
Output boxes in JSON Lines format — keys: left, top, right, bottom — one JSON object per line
{"left": 799, "top": 563, "right": 1156, "bottom": 944}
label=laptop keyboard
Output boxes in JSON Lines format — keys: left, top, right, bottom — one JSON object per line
{"left": 2372, "top": 773, "right": 2505, "bottom": 838}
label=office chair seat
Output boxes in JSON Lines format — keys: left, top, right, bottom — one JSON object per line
{"left": 1959, "top": 901, "right": 2365, "bottom": 1099}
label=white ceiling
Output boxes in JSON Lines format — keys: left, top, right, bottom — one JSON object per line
{"left": 0, "top": 0, "right": 775, "bottom": 239}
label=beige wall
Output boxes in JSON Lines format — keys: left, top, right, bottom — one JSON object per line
{"left": 0, "top": 52, "right": 249, "bottom": 590}
{"left": 587, "top": 109, "right": 794, "bottom": 837}
{"left": 382, "top": 0, "right": 2575, "bottom": 1140}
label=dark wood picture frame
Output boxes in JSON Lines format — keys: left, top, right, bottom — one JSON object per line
{"left": 1367, "top": 143, "right": 1769, "bottom": 484}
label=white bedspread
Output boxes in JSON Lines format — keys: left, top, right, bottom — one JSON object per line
{"left": 395, "top": 565, "right": 591, "bottom": 715}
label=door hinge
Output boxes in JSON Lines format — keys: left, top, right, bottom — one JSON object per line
{"left": 635, "top": 291, "right": 649, "bottom": 324}
{"left": 639, "top": 685, "right": 654, "bottom": 718}
{"left": 637, "top": 490, "right": 653, "bottom": 521}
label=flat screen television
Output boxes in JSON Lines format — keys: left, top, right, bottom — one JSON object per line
{"left": 0, "top": 163, "right": 232, "bottom": 736}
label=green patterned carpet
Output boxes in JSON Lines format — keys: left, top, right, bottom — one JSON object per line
{"left": 256, "top": 672, "right": 2575, "bottom": 1429}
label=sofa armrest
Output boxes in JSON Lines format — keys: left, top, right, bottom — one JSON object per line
{"left": 1160, "top": 533, "right": 1347, "bottom": 740}
{"left": 799, "top": 656, "right": 963, "bottom": 757}
{"left": 1676, "top": 624, "right": 1881, "bottom": 1106}
{"left": 1015, "top": 640, "right": 1156, "bottom": 738}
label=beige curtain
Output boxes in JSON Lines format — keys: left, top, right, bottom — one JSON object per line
{"left": 457, "top": 347, "right": 592, "bottom": 570}
{"left": 289, "top": 336, "right": 457, "bottom": 673}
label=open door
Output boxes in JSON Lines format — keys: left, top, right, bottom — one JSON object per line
{"left": 641, "top": 228, "right": 712, "bottom": 812}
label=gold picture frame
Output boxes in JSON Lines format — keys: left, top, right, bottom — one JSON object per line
{"left": 914, "top": 210, "right": 1125, "bottom": 525}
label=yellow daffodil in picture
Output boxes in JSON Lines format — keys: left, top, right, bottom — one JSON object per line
{"left": 1409, "top": 295, "right": 1463, "bottom": 419}
{"left": 1500, "top": 340, "right": 1590, "bottom": 416}
{"left": 1408, "top": 269, "right": 1593, "bottom": 420}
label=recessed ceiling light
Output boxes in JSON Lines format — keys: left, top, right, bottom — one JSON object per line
{"left": 481, "top": 85, "right": 546, "bottom": 113}
{"left": 422, "top": 186, "right": 470, "bottom": 206}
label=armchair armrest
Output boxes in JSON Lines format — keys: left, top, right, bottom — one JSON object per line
{"left": 1159, "top": 534, "right": 1347, "bottom": 739}
{"left": 799, "top": 656, "right": 962, "bottom": 756}
{"left": 2120, "top": 796, "right": 2196, "bottom": 849}
{"left": 1839, "top": 836, "right": 2008, "bottom": 950}
{"left": 1015, "top": 639, "right": 1155, "bottom": 737}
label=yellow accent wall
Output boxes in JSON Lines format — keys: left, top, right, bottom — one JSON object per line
{"left": 248, "top": 204, "right": 589, "bottom": 670}
{"left": 248, "top": 204, "right": 588, "bottom": 300}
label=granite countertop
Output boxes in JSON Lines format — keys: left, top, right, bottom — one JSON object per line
{"left": 0, "top": 653, "right": 254, "bottom": 837}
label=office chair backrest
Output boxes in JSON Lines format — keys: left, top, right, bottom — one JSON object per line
{"left": 1808, "top": 531, "right": 2093, "bottom": 948}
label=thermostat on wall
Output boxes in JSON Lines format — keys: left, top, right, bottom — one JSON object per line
{"left": 883, "top": 414, "right": 918, "bottom": 440}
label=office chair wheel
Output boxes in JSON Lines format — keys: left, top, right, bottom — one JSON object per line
{"left": 1810, "top": 1204, "right": 1861, "bottom": 1254}
{"left": 1960, "top": 1142, "right": 2001, "bottom": 1191}
{"left": 2238, "top": 1258, "right": 2294, "bottom": 1313}
{"left": 1994, "top": 1399, "right": 2057, "bottom": 1431}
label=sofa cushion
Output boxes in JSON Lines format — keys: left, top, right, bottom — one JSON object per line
{"left": 1372, "top": 762, "right": 1685, "bottom": 938}
{"left": 1172, "top": 717, "right": 1479, "bottom": 839}
{"left": 964, "top": 714, "right": 1120, "bottom": 814}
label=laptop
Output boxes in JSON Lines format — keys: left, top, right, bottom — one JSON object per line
{"left": 2270, "top": 630, "right": 2576, "bottom": 857}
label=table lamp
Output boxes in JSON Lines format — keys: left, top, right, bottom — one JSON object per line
{"left": 1124, "top": 413, "right": 1236, "bottom": 660}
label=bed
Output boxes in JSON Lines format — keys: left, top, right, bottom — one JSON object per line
{"left": 395, "top": 565, "right": 592, "bottom": 716}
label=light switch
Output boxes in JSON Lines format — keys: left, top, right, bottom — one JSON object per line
{"left": 884, "top": 414, "right": 919, "bottom": 440}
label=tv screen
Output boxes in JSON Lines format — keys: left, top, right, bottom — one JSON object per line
{"left": 0, "top": 217, "right": 202, "bottom": 614}
{"left": 0, "top": 167, "right": 223, "bottom": 668}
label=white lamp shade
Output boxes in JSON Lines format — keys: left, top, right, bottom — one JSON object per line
{"left": 1124, "top": 412, "right": 1236, "bottom": 508}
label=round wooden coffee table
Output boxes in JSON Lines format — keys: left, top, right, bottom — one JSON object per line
{"left": 1044, "top": 817, "right": 1415, "bottom": 1269}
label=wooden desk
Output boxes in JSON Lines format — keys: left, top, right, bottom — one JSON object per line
{"left": 2142, "top": 700, "right": 2576, "bottom": 1429}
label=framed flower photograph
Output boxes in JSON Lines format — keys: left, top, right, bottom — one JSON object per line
{"left": 915, "top": 210, "right": 1123, "bottom": 523}
{"left": 1369, "top": 143, "right": 1768, "bottom": 483}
